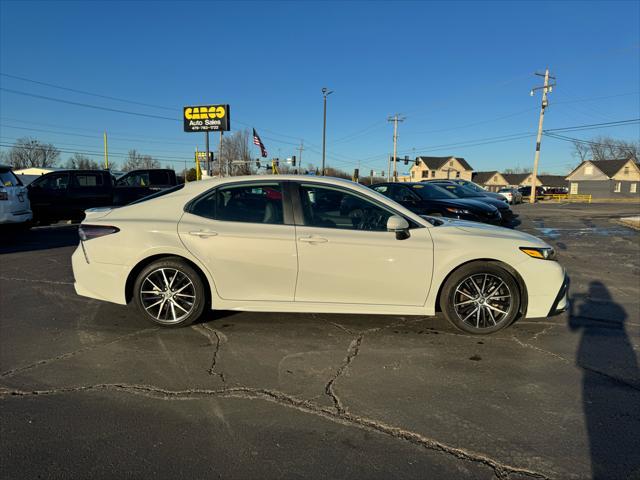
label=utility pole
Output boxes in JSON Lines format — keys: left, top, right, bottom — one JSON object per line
{"left": 529, "top": 68, "right": 556, "bottom": 204}
{"left": 388, "top": 114, "right": 405, "bottom": 182}
{"left": 205, "top": 131, "right": 210, "bottom": 177}
{"left": 321, "top": 87, "right": 333, "bottom": 176}
{"left": 298, "top": 140, "right": 304, "bottom": 168}
{"left": 103, "top": 131, "right": 109, "bottom": 169}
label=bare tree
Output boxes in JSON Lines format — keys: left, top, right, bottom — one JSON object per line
{"left": 217, "top": 130, "right": 253, "bottom": 176}
{"left": 7, "top": 137, "right": 60, "bottom": 169}
{"left": 122, "top": 149, "right": 160, "bottom": 171}
{"left": 572, "top": 136, "right": 639, "bottom": 162}
{"left": 503, "top": 167, "right": 532, "bottom": 174}
{"left": 65, "top": 153, "right": 100, "bottom": 170}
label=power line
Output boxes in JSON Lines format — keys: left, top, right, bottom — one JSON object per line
{"left": 543, "top": 118, "right": 640, "bottom": 133}
{"left": 0, "top": 88, "right": 181, "bottom": 121}
{"left": 0, "top": 73, "right": 178, "bottom": 112}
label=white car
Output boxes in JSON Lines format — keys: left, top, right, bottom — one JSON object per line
{"left": 0, "top": 164, "right": 32, "bottom": 226}
{"left": 72, "top": 176, "right": 568, "bottom": 334}
{"left": 497, "top": 188, "right": 523, "bottom": 205}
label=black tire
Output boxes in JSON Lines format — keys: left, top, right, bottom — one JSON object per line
{"left": 133, "top": 257, "right": 207, "bottom": 327}
{"left": 440, "top": 262, "right": 521, "bottom": 334}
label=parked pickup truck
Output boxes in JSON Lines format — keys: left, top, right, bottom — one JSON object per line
{"left": 28, "top": 168, "right": 179, "bottom": 224}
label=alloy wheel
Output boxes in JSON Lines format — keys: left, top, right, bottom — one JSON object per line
{"left": 453, "top": 273, "right": 512, "bottom": 329}
{"left": 139, "top": 268, "right": 196, "bottom": 324}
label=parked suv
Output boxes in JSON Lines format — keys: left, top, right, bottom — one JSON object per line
{"left": 0, "top": 164, "right": 32, "bottom": 226}
{"left": 430, "top": 179, "right": 509, "bottom": 203}
{"left": 28, "top": 168, "right": 179, "bottom": 224}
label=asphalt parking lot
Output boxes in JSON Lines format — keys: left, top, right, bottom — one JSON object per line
{"left": 1, "top": 202, "right": 639, "bottom": 480}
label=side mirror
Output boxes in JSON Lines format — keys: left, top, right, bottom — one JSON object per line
{"left": 387, "top": 215, "right": 410, "bottom": 240}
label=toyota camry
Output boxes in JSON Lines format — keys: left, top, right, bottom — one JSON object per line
{"left": 72, "top": 176, "right": 568, "bottom": 334}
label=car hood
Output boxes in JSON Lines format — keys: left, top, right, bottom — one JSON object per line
{"left": 434, "top": 217, "right": 548, "bottom": 246}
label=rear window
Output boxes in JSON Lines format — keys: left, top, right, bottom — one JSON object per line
{"left": 74, "top": 173, "right": 104, "bottom": 187}
{"left": 0, "top": 169, "right": 21, "bottom": 187}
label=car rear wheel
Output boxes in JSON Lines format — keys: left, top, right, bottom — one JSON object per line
{"left": 440, "top": 263, "right": 520, "bottom": 334}
{"left": 133, "top": 258, "right": 206, "bottom": 327}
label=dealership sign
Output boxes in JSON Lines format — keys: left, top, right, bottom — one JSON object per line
{"left": 183, "top": 105, "right": 230, "bottom": 132}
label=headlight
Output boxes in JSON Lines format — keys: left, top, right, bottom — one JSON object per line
{"left": 445, "top": 207, "right": 471, "bottom": 215}
{"left": 520, "top": 247, "right": 556, "bottom": 261}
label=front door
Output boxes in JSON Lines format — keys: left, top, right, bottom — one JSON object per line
{"left": 292, "top": 183, "right": 433, "bottom": 306}
{"left": 178, "top": 181, "right": 298, "bottom": 302}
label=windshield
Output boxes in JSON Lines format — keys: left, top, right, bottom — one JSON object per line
{"left": 433, "top": 183, "right": 482, "bottom": 198}
{"left": 457, "top": 181, "right": 484, "bottom": 193}
{"left": 498, "top": 188, "right": 511, "bottom": 193}
{"left": 411, "top": 183, "right": 458, "bottom": 200}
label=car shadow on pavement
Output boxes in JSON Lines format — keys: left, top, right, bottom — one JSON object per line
{"left": 0, "top": 225, "right": 79, "bottom": 254}
{"left": 568, "top": 281, "right": 640, "bottom": 480}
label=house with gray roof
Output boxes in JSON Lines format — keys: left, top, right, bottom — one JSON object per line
{"left": 565, "top": 158, "right": 639, "bottom": 199}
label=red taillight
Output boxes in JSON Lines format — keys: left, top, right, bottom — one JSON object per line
{"left": 78, "top": 225, "right": 120, "bottom": 241}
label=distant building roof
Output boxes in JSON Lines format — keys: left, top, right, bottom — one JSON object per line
{"left": 416, "top": 156, "right": 473, "bottom": 171}
{"left": 502, "top": 173, "right": 529, "bottom": 185}
{"left": 565, "top": 158, "right": 639, "bottom": 180}
{"left": 472, "top": 171, "right": 501, "bottom": 184}
{"left": 536, "top": 175, "right": 568, "bottom": 187}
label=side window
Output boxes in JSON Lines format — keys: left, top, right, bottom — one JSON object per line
{"left": 190, "top": 183, "right": 283, "bottom": 225}
{"left": 119, "top": 172, "right": 149, "bottom": 187}
{"left": 149, "top": 170, "right": 171, "bottom": 186}
{"left": 74, "top": 173, "right": 104, "bottom": 187}
{"left": 35, "top": 173, "right": 70, "bottom": 190}
{"left": 299, "top": 184, "right": 394, "bottom": 232}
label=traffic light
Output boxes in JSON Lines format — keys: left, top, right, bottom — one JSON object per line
{"left": 370, "top": 170, "right": 374, "bottom": 177}
{"left": 291, "top": 155, "right": 296, "bottom": 166}
{"left": 256, "top": 159, "right": 261, "bottom": 168}
{"left": 274, "top": 158, "right": 279, "bottom": 166}
{"left": 403, "top": 155, "right": 410, "bottom": 165}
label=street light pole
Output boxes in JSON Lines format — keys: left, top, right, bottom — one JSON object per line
{"left": 321, "top": 87, "right": 333, "bottom": 176}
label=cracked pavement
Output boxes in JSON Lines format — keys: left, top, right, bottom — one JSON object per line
{"left": 1, "top": 204, "right": 639, "bottom": 479}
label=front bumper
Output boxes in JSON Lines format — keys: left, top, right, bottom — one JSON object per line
{"left": 548, "top": 274, "right": 570, "bottom": 316}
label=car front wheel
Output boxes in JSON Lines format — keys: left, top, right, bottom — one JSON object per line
{"left": 133, "top": 258, "right": 206, "bottom": 327}
{"left": 440, "top": 263, "right": 521, "bottom": 334}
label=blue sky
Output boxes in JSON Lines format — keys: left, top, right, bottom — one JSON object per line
{"left": 1, "top": 0, "right": 639, "bottom": 175}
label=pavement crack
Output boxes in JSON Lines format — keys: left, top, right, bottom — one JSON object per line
{"left": 325, "top": 334, "right": 364, "bottom": 414}
{"left": 0, "top": 382, "right": 550, "bottom": 479}
{"left": 195, "top": 324, "right": 227, "bottom": 385}
{"left": 0, "top": 328, "right": 159, "bottom": 379}
{"left": 531, "top": 324, "right": 556, "bottom": 341}
{"left": 510, "top": 335, "right": 570, "bottom": 364}
{"left": 0, "top": 276, "right": 73, "bottom": 286}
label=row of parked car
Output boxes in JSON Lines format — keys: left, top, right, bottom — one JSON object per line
{"left": 0, "top": 166, "right": 180, "bottom": 227}
{"left": 370, "top": 179, "right": 518, "bottom": 227}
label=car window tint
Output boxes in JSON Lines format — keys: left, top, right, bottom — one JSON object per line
{"left": 299, "top": 184, "right": 394, "bottom": 231}
{"left": 74, "top": 174, "right": 104, "bottom": 187}
{"left": 191, "top": 183, "right": 284, "bottom": 225}
{"left": 149, "top": 170, "right": 171, "bottom": 185}
{"left": 36, "top": 173, "right": 70, "bottom": 190}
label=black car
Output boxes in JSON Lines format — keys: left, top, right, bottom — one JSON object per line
{"left": 370, "top": 182, "right": 502, "bottom": 225}
{"left": 518, "top": 186, "right": 546, "bottom": 197}
{"left": 28, "top": 168, "right": 179, "bottom": 224}
{"left": 427, "top": 181, "right": 516, "bottom": 225}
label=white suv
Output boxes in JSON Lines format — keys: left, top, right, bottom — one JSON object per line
{"left": 0, "top": 165, "right": 32, "bottom": 226}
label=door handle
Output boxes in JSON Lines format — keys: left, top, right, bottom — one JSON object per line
{"left": 298, "top": 236, "right": 328, "bottom": 244}
{"left": 189, "top": 230, "right": 218, "bottom": 238}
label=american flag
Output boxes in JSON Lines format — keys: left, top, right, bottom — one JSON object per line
{"left": 253, "top": 128, "right": 268, "bottom": 158}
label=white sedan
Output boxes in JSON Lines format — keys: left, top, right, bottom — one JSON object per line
{"left": 72, "top": 176, "right": 568, "bottom": 334}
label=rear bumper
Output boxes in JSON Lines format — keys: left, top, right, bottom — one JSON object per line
{"left": 72, "top": 246, "right": 128, "bottom": 305}
{"left": 548, "top": 274, "right": 570, "bottom": 316}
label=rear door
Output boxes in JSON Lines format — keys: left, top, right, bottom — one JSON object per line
{"left": 178, "top": 181, "right": 298, "bottom": 302}
{"left": 68, "top": 172, "right": 112, "bottom": 217}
